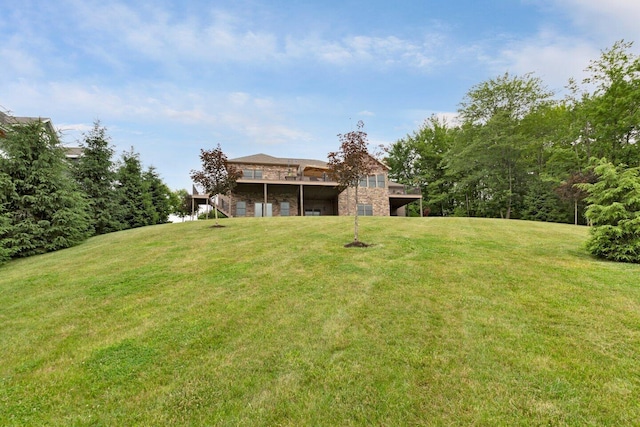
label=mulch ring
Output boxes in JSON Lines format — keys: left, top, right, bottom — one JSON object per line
{"left": 344, "top": 241, "right": 371, "bottom": 248}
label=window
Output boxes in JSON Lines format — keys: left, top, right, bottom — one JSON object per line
{"left": 281, "top": 202, "right": 290, "bottom": 216}
{"left": 358, "top": 174, "right": 386, "bottom": 188}
{"left": 236, "top": 201, "right": 246, "bottom": 216}
{"left": 357, "top": 204, "right": 373, "bottom": 216}
{"left": 242, "top": 169, "right": 263, "bottom": 179}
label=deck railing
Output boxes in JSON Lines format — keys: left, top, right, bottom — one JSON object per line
{"left": 389, "top": 185, "right": 422, "bottom": 195}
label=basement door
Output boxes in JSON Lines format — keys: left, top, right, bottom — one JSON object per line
{"left": 255, "top": 203, "right": 273, "bottom": 217}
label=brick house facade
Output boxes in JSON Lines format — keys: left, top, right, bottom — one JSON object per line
{"left": 209, "top": 153, "right": 421, "bottom": 217}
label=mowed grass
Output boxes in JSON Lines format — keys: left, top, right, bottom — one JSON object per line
{"left": 1, "top": 217, "right": 639, "bottom": 426}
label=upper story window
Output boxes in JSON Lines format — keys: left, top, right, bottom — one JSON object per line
{"left": 359, "top": 174, "right": 386, "bottom": 188}
{"left": 243, "top": 169, "right": 263, "bottom": 179}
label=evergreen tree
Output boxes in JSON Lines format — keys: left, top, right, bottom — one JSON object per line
{"left": 73, "top": 121, "right": 122, "bottom": 235}
{"left": 0, "top": 121, "right": 91, "bottom": 258}
{"left": 115, "top": 148, "right": 155, "bottom": 229}
{"left": 581, "top": 159, "right": 640, "bottom": 263}
{"left": 521, "top": 177, "right": 570, "bottom": 223}
{"left": 0, "top": 173, "right": 13, "bottom": 263}
{"left": 144, "top": 166, "right": 173, "bottom": 224}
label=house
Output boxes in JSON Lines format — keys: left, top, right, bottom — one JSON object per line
{"left": 0, "top": 110, "right": 81, "bottom": 161}
{"left": 211, "top": 153, "right": 422, "bottom": 217}
{"left": 0, "top": 110, "right": 59, "bottom": 142}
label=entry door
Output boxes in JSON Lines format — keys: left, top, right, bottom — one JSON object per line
{"left": 255, "top": 203, "right": 273, "bottom": 217}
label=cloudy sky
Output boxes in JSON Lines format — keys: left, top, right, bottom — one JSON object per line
{"left": 2, "top": 0, "right": 640, "bottom": 190}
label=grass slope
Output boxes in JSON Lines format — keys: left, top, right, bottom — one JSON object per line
{"left": 1, "top": 217, "right": 639, "bottom": 426}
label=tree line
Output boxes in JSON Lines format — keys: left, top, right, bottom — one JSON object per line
{"left": 385, "top": 40, "right": 640, "bottom": 262}
{"left": 0, "top": 120, "right": 176, "bottom": 264}
{"left": 386, "top": 40, "right": 640, "bottom": 224}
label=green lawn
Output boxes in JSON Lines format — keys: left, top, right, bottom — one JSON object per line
{"left": 1, "top": 217, "right": 639, "bottom": 426}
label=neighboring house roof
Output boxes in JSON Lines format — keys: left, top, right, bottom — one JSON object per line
{"left": 0, "top": 110, "right": 59, "bottom": 144}
{"left": 64, "top": 146, "right": 84, "bottom": 160}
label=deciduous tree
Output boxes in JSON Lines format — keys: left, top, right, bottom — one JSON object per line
{"left": 448, "top": 72, "right": 554, "bottom": 218}
{"left": 171, "top": 189, "right": 192, "bottom": 221}
{"left": 327, "top": 121, "right": 376, "bottom": 245}
{"left": 190, "top": 144, "right": 240, "bottom": 226}
{"left": 580, "top": 41, "right": 640, "bottom": 165}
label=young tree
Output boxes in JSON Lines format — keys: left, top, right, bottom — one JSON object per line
{"left": 580, "top": 159, "right": 640, "bottom": 263}
{"left": 73, "top": 121, "right": 122, "bottom": 235}
{"left": 327, "top": 121, "right": 376, "bottom": 246}
{"left": 0, "top": 121, "right": 91, "bottom": 258}
{"left": 190, "top": 144, "right": 240, "bottom": 226}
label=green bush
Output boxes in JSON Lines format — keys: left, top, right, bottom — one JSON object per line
{"left": 582, "top": 159, "right": 640, "bottom": 263}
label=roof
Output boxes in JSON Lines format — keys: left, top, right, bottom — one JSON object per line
{"left": 1, "top": 111, "right": 53, "bottom": 126}
{"left": 0, "top": 110, "right": 59, "bottom": 143}
{"left": 228, "top": 152, "right": 389, "bottom": 170}
{"left": 64, "top": 147, "right": 84, "bottom": 159}
{"left": 229, "top": 153, "right": 329, "bottom": 169}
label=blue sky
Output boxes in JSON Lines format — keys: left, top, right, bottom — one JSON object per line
{"left": 2, "top": 0, "right": 640, "bottom": 191}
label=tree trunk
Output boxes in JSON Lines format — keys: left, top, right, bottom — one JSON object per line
{"left": 214, "top": 195, "right": 219, "bottom": 226}
{"left": 574, "top": 198, "right": 578, "bottom": 226}
{"left": 354, "top": 185, "right": 359, "bottom": 242}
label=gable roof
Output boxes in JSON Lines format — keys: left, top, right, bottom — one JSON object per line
{"left": 228, "top": 152, "right": 389, "bottom": 170}
{"left": 0, "top": 110, "right": 59, "bottom": 143}
{"left": 229, "top": 153, "right": 329, "bottom": 169}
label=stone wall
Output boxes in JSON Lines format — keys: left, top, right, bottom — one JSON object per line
{"left": 235, "top": 163, "right": 297, "bottom": 180}
{"left": 232, "top": 187, "right": 299, "bottom": 217}
{"left": 337, "top": 165, "right": 390, "bottom": 216}
{"left": 337, "top": 186, "right": 389, "bottom": 216}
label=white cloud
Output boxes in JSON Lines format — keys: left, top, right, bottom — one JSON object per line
{"left": 496, "top": 30, "right": 599, "bottom": 93}
{"left": 552, "top": 0, "right": 640, "bottom": 41}
{"left": 46, "top": 0, "right": 449, "bottom": 73}
{"left": 0, "top": 46, "right": 41, "bottom": 78}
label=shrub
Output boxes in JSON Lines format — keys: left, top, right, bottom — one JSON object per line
{"left": 581, "top": 159, "right": 640, "bottom": 263}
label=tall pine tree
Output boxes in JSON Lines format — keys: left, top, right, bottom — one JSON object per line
{"left": 73, "top": 121, "right": 122, "bottom": 235}
{"left": 143, "top": 166, "right": 173, "bottom": 224}
{"left": 0, "top": 121, "right": 91, "bottom": 258}
{"left": 115, "top": 148, "right": 155, "bottom": 229}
